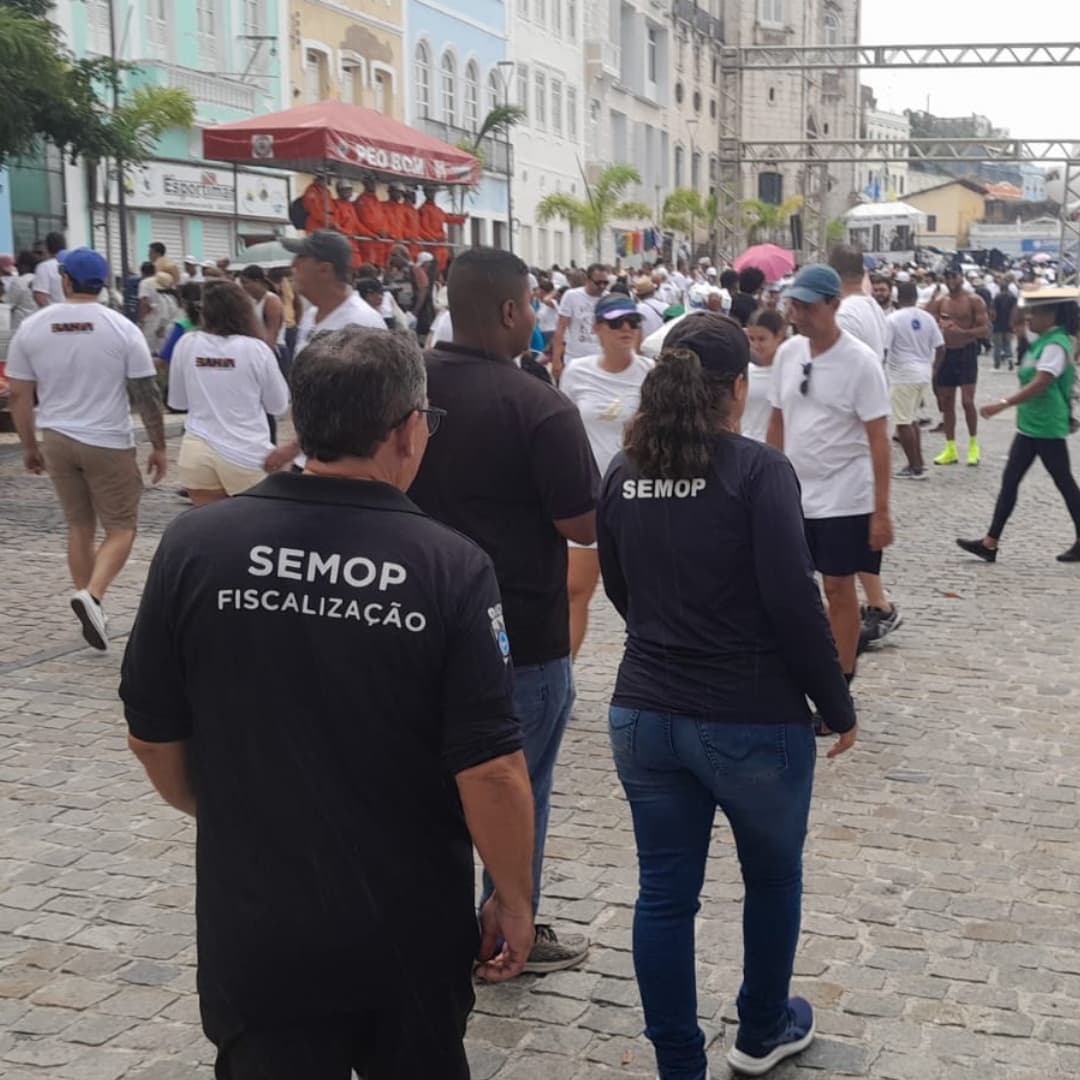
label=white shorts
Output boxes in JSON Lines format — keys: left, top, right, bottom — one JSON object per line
{"left": 178, "top": 434, "right": 266, "bottom": 496}
{"left": 891, "top": 382, "right": 930, "bottom": 427}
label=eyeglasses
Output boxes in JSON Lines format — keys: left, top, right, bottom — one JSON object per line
{"left": 606, "top": 315, "right": 642, "bottom": 331}
{"left": 392, "top": 406, "right": 447, "bottom": 436}
{"left": 590, "top": 278, "right": 610, "bottom": 288}
{"left": 799, "top": 361, "right": 813, "bottom": 396}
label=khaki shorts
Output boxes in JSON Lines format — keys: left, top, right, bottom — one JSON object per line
{"left": 41, "top": 429, "right": 143, "bottom": 530}
{"left": 178, "top": 433, "right": 265, "bottom": 496}
{"left": 891, "top": 382, "right": 930, "bottom": 427}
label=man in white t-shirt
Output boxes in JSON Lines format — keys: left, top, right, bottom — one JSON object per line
{"left": 7, "top": 248, "right": 167, "bottom": 652}
{"left": 886, "top": 281, "right": 945, "bottom": 479}
{"left": 767, "top": 264, "right": 893, "bottom": 700}
{"left": 31, "top": 232, "right": 66, "bottom": 307}
{"left": 266, "top": 231, "right": 386, "bottom": 471}
{"left": 552, "top": 263, "right": 609, "bottom": 378}
{"left": 830, "top": 245, "right": 902, "bottom": 652}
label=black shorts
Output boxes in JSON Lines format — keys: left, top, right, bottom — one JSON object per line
{"left": 805, "top": 514, "right": 882, "bottom": 578}
{"left": 936, "top": 345, "right": 979, "bottom": 388}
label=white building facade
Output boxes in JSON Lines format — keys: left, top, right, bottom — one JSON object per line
{"left": 862, "top": 105, "right": 910, "bottom": 201}
{"left": 507, "top": 0, "right": 589, "bottom": 269}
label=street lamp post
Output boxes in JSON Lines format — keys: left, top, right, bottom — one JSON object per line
{"left": 496, "top": 60, "right": 515, "bottom": 253}
{"left": 686, "top": 118, "right": 699, "bottom": 258}
{"left": 105, "top": 0, "right": 131, "bottom": 284}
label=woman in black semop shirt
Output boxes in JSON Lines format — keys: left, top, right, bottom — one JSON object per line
{"left": 597, "top": 313, "right": 857, "bottom": 1080}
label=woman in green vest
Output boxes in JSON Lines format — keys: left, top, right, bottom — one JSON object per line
{"left": 956, "top": 290, "right": 1080, "bottom": 563}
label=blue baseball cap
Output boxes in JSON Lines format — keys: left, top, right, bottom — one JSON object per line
{"left": 783, "top": 264, "right": 841, "bottom": 303}
{"left": 594, "top": 293, "right": 639, "bottom": 322}
{"left": 58, "top": 248, "right": 109, "bottom": 291}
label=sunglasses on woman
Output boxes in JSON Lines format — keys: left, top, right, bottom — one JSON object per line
{"left": 606, "top": 315, "right": 642, "bottom": 331}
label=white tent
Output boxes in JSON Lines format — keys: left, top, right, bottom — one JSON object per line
{"left": 843, "top": 201, "right": 929, "bottom": 229}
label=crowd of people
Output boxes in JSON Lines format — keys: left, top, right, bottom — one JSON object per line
{"left": 4, "top": 224, "right": 1079, "bottom": 1080}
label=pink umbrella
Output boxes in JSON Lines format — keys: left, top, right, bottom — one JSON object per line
{"left": 733, "top": 243, "right": 796, "bottom": 282}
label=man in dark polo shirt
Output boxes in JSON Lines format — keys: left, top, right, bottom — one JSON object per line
{"left": 120, "top": 328, "right": 535, "bottom": 1080}
{"left": 409, "top": 247, "right": 599, "bottom": 973}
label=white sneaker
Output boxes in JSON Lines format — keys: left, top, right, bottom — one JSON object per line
{"left": 71, "top": 590, "right": 109, "bottom": 651}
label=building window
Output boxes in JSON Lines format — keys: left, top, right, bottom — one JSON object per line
{"left": 712, "top": 56, "right": 719, "bottom": 84}
{"left": 535, "top": 0, "right": 545, "bottom": 26}
{"left": 567, "top": 0, "right": 576, "bottom": 41}
{"left": 691, "top": 151, "right": 702, "bottom": 190}
{"left": 693, "top": 45, "right": 701, "bottom": 80}
{"left": 567, "top": 85, "right": 578, "bottom": 140}
{"left": 710, "top": 99, "right": 717, "bottom": 119}
{"left": 900, "top": 176, "right": 905, "bottom": 195}
{"left": 551, "top": 78, "right": 563, "bottom": 135}
{"left": 464, "top": 61, "right": 480, "bottom": 131}
{"left": 518, "top": 0, "right": 528, "bottom": 15}
{"left": 535, "top": 70, "right": 547, "bottom": 129}
{"left": 373, "top": 69, "right": 390, "bottom": 114}
{"left": 759, "top": 0, "right": 783, "bottom": 27}
{"left": 758, "top": 171, "right": 784, "bottom": 205}
{"left": 146, "top": 0, "right": 168, "bottom": 58}
{"left": 927, "top": 214, "right": 937, "bottom": 232}
{"left": 243, "top": 0, "right": 260, "bottom": 35}
{"left": 340, "top": 59, "right": 363, "bottom": 105}
{"left": 86, "top": 0, "right": 111, "bottom": 54}
{"left": 552, "top": 0, "right": 562, "bottom": 36}
{"left": 440, "top": 52, "right": 457, "bottom": 126}
{"left": 517, "top": 64, "right": 529, "bottom": 118}
{"left": 674, "top": 145, "right": 685, "bottom": 188}
{"left": 415, "top": 43, "right": 432, "bottom": 118}
{"left": 648, "top": 28, "right": 660, "bottom": 85}
{"left": 768, "top": 86, "right": 776, "bottom": 104}
{"left": 197, "top": 0, "right": 217, "bottom": 65}
{"left": 305, "top": 48, "right": 328, "bottom": 104}
{"left": 693, "top": 90, "right": 702, "bottom": 113}
{"left": 675, "top": 82, "right": 684, "bottom": 104}
{"left": 709, "top": 156, "right": 718, "bottom": 182}
{"left": 488, "top": 69, "right": 502, "bottom": 113}
{"left": 824, "top": 10, "right": 840, "bottom": 45}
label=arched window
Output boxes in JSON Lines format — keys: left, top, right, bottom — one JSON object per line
{"left": 464, "top": 60, "right": 480, "bottom": 131}
{"left": 488, "top": 69, "right": 501, "bottom": 113}
{"left": 674, "top": 145, "right": 685, "bottom": 188}
{"left": 440, "top": 51, "right": 457, "bottom": 126}
{"left": 415, "top": 42, "right": 431, "bottom": 118}
{"left": 824, "top": 10, "right": 840, "bottom": 45}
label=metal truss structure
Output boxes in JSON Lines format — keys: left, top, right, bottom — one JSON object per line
{"left": 712, "top": 42, "right": 1080, "bottom": 277}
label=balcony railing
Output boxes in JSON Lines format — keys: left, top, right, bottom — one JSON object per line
{"left": 585, "top": 39, "right": 622, "bottom": 80}
{"left": 674, "top": 0, "right": 724, "bottom": 42}
{"left": 138, "top": 61, "right": 257, "bottom": 113}
{"left": 416, "top": 117, "right": 512, "bottom": 176}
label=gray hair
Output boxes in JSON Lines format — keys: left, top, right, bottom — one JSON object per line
{"left": 290, "top": 328, "right": 427, "bottom": 462}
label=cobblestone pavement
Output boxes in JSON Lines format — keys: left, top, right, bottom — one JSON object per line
{"left": 3, "top": 363, "right": 1080, "bottom": 1079}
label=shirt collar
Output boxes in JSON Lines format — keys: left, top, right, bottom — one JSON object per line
{"left": 430, "top": 341, "right": 513, "bottom": 365}
{"left": 240, "top": 472, "right": 426, "bottom": 515}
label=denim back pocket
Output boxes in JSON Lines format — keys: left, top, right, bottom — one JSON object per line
{"left": 608, "top": 707, "right": 640, "bottom": 762}
{"left": 694, "top": 721, "right": 789, "bottom": 781}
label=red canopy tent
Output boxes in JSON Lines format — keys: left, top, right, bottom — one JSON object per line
{"left": 202, "top": 102, "right": 480, "bottom": 188}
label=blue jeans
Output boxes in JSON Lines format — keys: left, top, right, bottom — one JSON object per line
{"left": 482, "top": 657, "right": 574, "bottom": 916}
{"left": 609, "top": 708, "right": 816, "bottom": 1080}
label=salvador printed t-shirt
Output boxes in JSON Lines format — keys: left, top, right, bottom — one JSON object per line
{"left": 769, "top": 330, "right": 890, "bottom": 520}
{"left": 409, "top": 343, "right": 599, "bottom": 666}
{"left": 598, "top": 437, "right": 855, "bottom": 732}
{"left": 559, "top": 353, "right": 653, "bottom": 475}
{"left": 119, "top": 474, "right": 520, "bottom": 1017}
{"left": 885, "top": 306, "right": 944, "bottom": 385}
{"left": 168, "top": 332, "right": 290, "bottom": 469}
{"left": 6, "top": 302, "right": 155, "bottom": 449}
{"left": 557, "top": 287, "right": 601, "bottom": 362}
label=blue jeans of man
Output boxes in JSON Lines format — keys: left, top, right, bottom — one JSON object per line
{"left": 609, "top": 708, "right": 816, "bottom": 1080}
{"left": 482, "top": 657, "right": 574, "bottom": 915}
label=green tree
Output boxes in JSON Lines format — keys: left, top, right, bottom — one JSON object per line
{"left": 0, "top": 1, "right": 194, "bottom": 166}
{"left": 536, "top": 164, "right": 651, "bottom": 261}
{"left": 826, "top": 218, "right": 846, "bottom": 244}
{"left": 662, "top": 188, "right": 706, "bottom": 255}
{"left": 454, "top": 104, "right": 526, "bottom": 205}
{"left": 740, "top": 195, "right": 805, "bottom": 246}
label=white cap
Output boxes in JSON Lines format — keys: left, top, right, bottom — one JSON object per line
{"left": 896, "top": 271, "right": 911, "bottom": 283}
{"left": 417, "top": 251, "right": 435, "bottom": 265}
{"left": 706, "top": 266, "right": 717, "bottom": 277}
{"left": 184, "top": 254, "right": 198, "bottom": 264}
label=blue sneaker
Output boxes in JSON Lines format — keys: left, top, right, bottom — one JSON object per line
{"left": 726, "top": 997, "right": 815, "bottom": 1076}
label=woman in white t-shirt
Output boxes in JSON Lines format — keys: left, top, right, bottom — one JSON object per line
{"left": 744, "top": 308, "right": 788, "bottom": 442}
{"left": 559, "top": 293, "right": 654, "bottom": 659}
{"left": 168, "top": 280, "right": 290, "bottom": 507}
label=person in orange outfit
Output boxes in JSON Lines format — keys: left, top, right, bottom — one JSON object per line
{"left": 401, "top": 188, "right": 423, "bottom": 261}
{"left": 330, "top": 181, "right": 364, "bottom": 270}
{"left": 301, "top": 176, "right": 333, "bottom": 232}
{"left": 382, "top": 185, "right": 407, "bottom": 253}
{"left": 355, "top": 175, "right": 389, "bottom": 267}
{"left": 419, "top": 185, "right": 466, "bottom": 275}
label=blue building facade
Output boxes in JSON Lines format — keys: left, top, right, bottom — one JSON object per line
{"left": 42, "top": 0, "right": 289, "bottom": 275}
{"left": 405, "top": 0, "right": 512, "bottom": 249}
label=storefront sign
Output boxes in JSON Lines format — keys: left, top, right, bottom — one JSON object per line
{"left": 106, "top": 161, "right": 289, "bottom": 221}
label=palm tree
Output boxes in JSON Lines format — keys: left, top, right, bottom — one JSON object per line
{"left": 662, "top": 187, "right": 706, "bottom": 257}
{"left": 454, "top": 104, "right": 526, "bottom": 213}
{"left": 536, "top": 164, "right": 651, "bottom": 261}
{"left": 740, "top": 196, "right": 805, "bottom": 246}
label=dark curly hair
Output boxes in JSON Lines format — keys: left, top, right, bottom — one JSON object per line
{"left": 200, "top": 279, "right": 260, "bottom": 339}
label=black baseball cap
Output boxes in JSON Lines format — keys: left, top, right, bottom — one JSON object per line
{"left": 283, "top": 231, "right": 353, "bottom": 278}
{"left": 662, "top": 311, "right": 750, "bottom": 377}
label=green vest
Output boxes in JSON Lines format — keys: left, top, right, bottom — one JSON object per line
{"left": 1017, "top": 328, "right": 1075, "bottom": 440}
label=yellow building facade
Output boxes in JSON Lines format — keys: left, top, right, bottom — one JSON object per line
{"left": 289, "top": 0, "right": 405, "bottom": 120}
{"left": 906, "top": 180, "right": 987, "bottom": 250}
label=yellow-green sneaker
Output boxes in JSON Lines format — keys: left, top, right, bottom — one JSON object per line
{"left": 967, "top": 440, "right": 981, "bottom": 466}
{"left": 934, "top": 442, "right": 958, "bottom": 466}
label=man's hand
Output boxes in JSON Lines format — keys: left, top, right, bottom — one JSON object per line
{"left": 23, "top": 446, "right": 45, "bottom": 474}
{"left": 980, "top": 401, "right": 1007, "bottom": 420}
{"left": 475, "top": 894, "right": 534, "bottom": 983}
{"left": 827, "top": 723, "right": 858, "bottom": 760}
{"left": 146, "top": 448, "right": 167, "bottom": 485}
{"left": 265, "top": 441, "right": 300, "bottom": 472}
{"left": 869, "top": 510, "right": 894, "bottom": 552}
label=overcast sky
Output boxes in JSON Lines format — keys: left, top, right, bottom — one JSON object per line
{"left": 858, "top": 3, "right": 1080, "bottom": 142}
